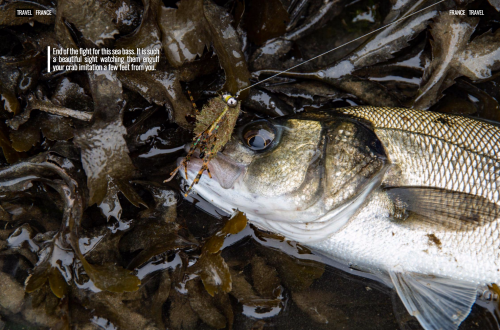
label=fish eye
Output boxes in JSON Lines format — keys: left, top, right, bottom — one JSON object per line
{"left": 242, "top": 121, "right": 276, "bottom": 151}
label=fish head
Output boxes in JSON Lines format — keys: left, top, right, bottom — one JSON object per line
{"left": 180, "top": 111, "right": 388, "bottom": 242}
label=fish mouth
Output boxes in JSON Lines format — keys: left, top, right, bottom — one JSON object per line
{"left": 178, "top": 153, "right": 245, "bottom": 190}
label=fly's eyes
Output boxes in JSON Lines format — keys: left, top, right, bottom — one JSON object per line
{"left": 242, "top": 121, "right": 276, "bottom": 151}
{"left": 222, "top": 94, "right": 238, "bottom": 107}
{"left": 227, "top": 97, "right": 237, "bottom": 107}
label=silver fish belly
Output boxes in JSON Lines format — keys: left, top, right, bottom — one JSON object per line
{"left": 181, "top": 106, "right": 500, "bottom": 330}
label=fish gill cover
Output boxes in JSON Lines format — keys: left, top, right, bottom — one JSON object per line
{"left": 0, "top": 0, "right": 499, "bottom": 329}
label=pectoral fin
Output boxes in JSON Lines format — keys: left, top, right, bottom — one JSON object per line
{"left": 389, "top": 270, "right": 477, "bottom": 330}
{"left": 385, "top": 187, "right": 500, "bottom": 229}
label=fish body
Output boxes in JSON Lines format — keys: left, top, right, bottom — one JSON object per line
{"left": 180, "top": 106, "right": 500, "bottom": 330}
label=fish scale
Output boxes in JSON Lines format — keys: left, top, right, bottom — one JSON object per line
{"left": 336, "top": 107, "right": 500, "bottom": 204}
{"left": 377, "top": 131, "right": 498, "bottom": 201}
{"left": 310, "top": 190, "right": 500, "bottom": 284}
{"left": 184, "top": 106, "right": 500, "bottom": 330}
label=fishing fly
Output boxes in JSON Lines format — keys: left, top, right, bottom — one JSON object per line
{"left": 165, "top": 94, "right": 240, "bottom": 196}
{"left": 170, "top": 0, "right": 447, "bottom": 195}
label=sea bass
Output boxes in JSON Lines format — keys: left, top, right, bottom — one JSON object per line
{"left": 180, "top": 106, "right": 500, "bottom": 330}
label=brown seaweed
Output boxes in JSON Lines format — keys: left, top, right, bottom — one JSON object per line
{"left": 250, "top": 0, "right": 343, "bottom": 70}
{"left": 158, "top": 0, "right": 212, "bottom": 67}
{"left": 74, "top": 71, "right": 145, "bottom": 211}
{"left": 243, "top": 0, "right": 289, "bottom": 46}
{"left": 413, "top": 13, "right": 479, "bottom": 109}
{"left": 489, "top": 0, "right": 500, "bottom": 11}
{"left": 186, "top": 279, "right": 227, "bottom": 329}
{"left": 0, "top": 82, "right": 20, "bottom": 115}
{"left": 292, "top": 289, "right": 349, "bottom": 325}
{"left": 414, "top": 13, "right": 500, "bottom": 109}
{"left": 169, "top": 290, "right": 199, "bottom": 330}
{"left": 242, "top": 88, "right": 295, "bottom": 117}
{"left": 115, "top": 0, "right": 162, "bottom": 68}
{"left": 157, "top": 0, "right": 250, "bottom": 97}
{"left": 0, "top": 32, "right": 42, "bottom": 107}
{"left": 203, "top": 0, "right": 251, "bottom": 98}
{"left": 0, "top": 153, "right": 140, "bottom": 296}
{"left": 252, "top": 0, "right": 442, "bottom": 106}
{"left": 7, "top": 95, "right": 89, "bottom": 130}
{"left": 9, "top": 119, "right": 40, "bottom": 152}
{"left": 117, "top": 70, "right": 196, "bottom": 129}
{"left": 55, "top": 0, "right": 119, "bottom": 47}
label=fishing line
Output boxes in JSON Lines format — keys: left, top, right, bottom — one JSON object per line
{"left": 236, "top": 0, "right": 447, "bottom": 97}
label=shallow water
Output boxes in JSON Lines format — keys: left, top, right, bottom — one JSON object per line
{"left": 178, "top": 191, "right": 500, "bottom": 330}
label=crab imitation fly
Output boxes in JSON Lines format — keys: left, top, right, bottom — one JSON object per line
{"left": 164, "top": 94, "right": 240, "bottom": 196}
